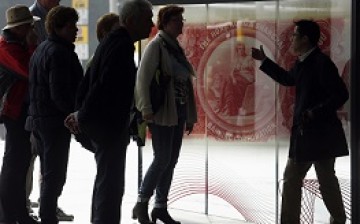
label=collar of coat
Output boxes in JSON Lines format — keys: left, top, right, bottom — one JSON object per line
{"left": 298, "top": 47, "right": 317, "bottom": 62}
{"left": 48, "top": 34, "right": 75, "bottom": 51}
{"left": 157, "top": 30, "right": 196, "bottom": 77}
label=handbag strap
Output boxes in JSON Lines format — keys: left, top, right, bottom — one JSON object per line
{"left": 158, "top": 38, "right": 162, "bottom": 71}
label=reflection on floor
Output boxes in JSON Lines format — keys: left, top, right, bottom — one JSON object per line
{"left": 30, "top": 207, "right": 249, "bottom": 224}
{"left": 0, "top": 137, "right": 350, "bottom": 223}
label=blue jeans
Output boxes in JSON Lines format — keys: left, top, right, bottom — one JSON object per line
{"left": 139, "top": 103, "right": 186, "bottom": 207}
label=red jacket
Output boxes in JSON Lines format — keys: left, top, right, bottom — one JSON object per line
{"left": 0, "top": 32, "right": 36, "bottom": 120}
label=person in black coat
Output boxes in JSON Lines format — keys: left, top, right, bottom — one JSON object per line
{"left": 64, "top": 0, "right": 154, "bottom": 223}
{"left": 27, "top": 1, "right": 75, "bottom": 220}
{"left": 27, "top": 6, "right": 83, "bottom": 224}
{"left": 252, "top": 20, "right": 348, "bottom": 224}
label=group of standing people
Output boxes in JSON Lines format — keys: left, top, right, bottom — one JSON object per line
{"left": 0, "top": 0, "right": 197, "bottom": 224}
{"left": 0, "top": 1, "right": 349, "bottom": 224}
{"left": 0, "top": 1, "right": 79, "bottom": 224}
{"left": 64, "top": 3, "right": 197, "bottom": 224}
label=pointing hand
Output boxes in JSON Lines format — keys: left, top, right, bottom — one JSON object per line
{"left": 251, "top": 45, "right": 266, "bottom": 61}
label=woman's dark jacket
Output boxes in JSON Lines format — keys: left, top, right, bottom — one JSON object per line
{"left": 260, "top": 47, "right": 349, "bottom": 162}
{"left": 28, "top": 35, "right": 83, "bottom": 129}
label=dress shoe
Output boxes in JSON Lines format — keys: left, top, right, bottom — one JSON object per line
{"left": 56, "top": 207, "right": 74, "bottom": 222}
{"left": 17, "top": 216, "right": 40, "bottom": 224}
{"left": 151, "top": 208, "right": 180, "bottom": 224}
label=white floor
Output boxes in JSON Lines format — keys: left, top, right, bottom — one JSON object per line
{"left": 1, "top": 139, "right": 250, "bottom": 224}
{"left": 0, "top": 136, "right": 350, "bottom": 224}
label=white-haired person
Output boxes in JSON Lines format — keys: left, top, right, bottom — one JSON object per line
{"left": 64, "top": 0, "right": 154, "bottom": 223}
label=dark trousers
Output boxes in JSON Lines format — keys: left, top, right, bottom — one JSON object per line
{"left": 139, "top": 103, "right": 186, "bottom": 207}
{"left": 0, "top": 115, "right": 32, "bottom": 223}
{"left": 35, "top": 125, "right": 71, "bottom": 224}
{"left": 89, "top": 128, "right": 129, "bottom": 224}
{"left": 281, "top": 158, "right": 346, "bottom": 224}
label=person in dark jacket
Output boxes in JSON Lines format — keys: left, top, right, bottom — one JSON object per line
{"left": 252, "top": 20, "right": 348, "bottom": 224}
{"left": 27, "top": 6, "right": 82, "bottom": 224}
{"left": 64, "top": 0, "right": 154, "bottom": 223}
{"left": 27, "top": 1, "right": 75, "bottom": 221}
{"left": 0, "top": 5, "right": 40, "bottom": 224}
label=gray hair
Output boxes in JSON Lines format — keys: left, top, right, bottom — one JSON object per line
{"left": 118, "top": 0, "right": 152, "bottom": 24}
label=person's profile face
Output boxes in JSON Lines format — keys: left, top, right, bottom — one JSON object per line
{"left": 290, "top": 26, "right": 305, "bottom": 55}
{"left": 164, "top": 14, "right": 184, "bottom": 38}
{"left": 56, "top": 21, "right": 78, "bottom": 43}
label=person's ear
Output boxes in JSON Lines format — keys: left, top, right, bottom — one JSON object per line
{"left": 302, "top": 35, "right": 310, "bottom": 43}
{"left": 124, "top": 16, "right": 135, "bottom": 27}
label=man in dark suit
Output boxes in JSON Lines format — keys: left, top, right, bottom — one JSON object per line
{"left": 252, "top": 20, "right": 348, "bottom": 224}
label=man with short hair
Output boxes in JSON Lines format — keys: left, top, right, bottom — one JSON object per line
{"left": 28, "top": 5, "right": 82, "bottom": 224}
{"left": 64, "top": 0, "right": 154, "bottom": 223}
{"left": 26, "top": 0, "right": 74, "bottom": 221}
{"left": 0, "top": 5, "right": 40, "bottom": 224}
{"left": 252, "top": 20, "right": 348, "bottom": 224}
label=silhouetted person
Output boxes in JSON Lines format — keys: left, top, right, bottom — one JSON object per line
{"left": 27, "top": 1, "right": 74, "bottom": 220}
{"left": 0, "top": 5, "right": 40, "bottom": 224}
{"left": 252, "top": 19, "right": 348, "bottom": 224}
{"left": 64, "top": 0, "right": 154, "bottom": 223}
{"left": 27, "top": 6, "right": 82, "bottom": 224}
